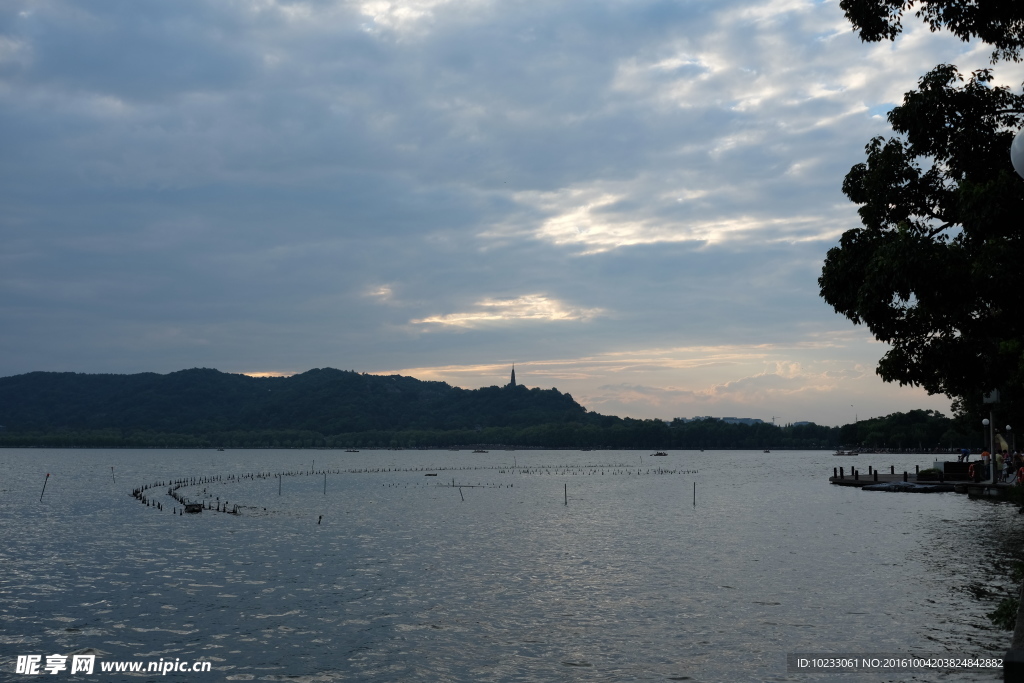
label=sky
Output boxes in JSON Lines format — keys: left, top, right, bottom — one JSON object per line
{"left": 3, "top": 0, "right": 1023, "bottom": 426}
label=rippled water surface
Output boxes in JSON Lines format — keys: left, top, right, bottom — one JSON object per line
{"left": 2, "top": 448, "right": 1021, "bottom": 681}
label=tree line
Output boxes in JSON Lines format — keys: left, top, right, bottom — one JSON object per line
{"left": 0, "top": 410, "right": 985, "bottom": 451}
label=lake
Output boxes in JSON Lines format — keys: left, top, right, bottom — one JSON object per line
{"left": 1, "top": 448, "right": 1019, "bottom": 681}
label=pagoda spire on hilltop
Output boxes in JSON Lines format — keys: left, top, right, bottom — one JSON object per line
{"left": 509, "top": 364, "right": 516, "bottom": 388}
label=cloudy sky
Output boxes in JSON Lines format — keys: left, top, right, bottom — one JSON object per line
{"left": 3, "top": 0, "right": 1022, "bottom": 425}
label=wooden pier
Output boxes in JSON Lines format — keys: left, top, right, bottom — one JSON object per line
{"left": 829, "top": 463, "right": 1024, "bottom": 502}
{"left": 829, "top": 472, "right": 928, "bottom": 488}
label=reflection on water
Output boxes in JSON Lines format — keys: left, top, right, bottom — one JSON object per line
{"left": 0, "top": 449, "right": 1016, "bottom": 681}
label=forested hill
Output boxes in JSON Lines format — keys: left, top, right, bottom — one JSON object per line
{"left": 0, "top": 368, "right": 588, "bottom": 434}
{"left": 0, "top": 368, "right": 967, "bottom": 450}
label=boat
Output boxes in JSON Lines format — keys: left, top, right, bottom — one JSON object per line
{"left": 424, "top": 473, "right": 437, "bottom": 477}
{"left": 473, "top": 449, "right": 489, "bottom": 453}
{"left": 650, "top": 452, "right": 668, "bottom": 457}
{"left": 763, "top": 449, "right": 770, "bottom": 453}
{"left": 833, "top": 450, "right": 859, "bottom": 456}
{"left": 345, "top": 449, "right": 359, "bottom": 453}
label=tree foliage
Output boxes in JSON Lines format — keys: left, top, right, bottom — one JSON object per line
{"left": 839, "top": 408, "right": 973, "bottom": 449}
{"left": 840, "top": 0, "right": 1024, "bottom": 62}
{"left": 819, "top": 65, "right": 1024, "bottom": 418}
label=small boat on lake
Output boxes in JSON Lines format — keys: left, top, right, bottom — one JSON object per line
{"left": 473, "top": 449, "right": 489, "bottom": 453}
{"left": 833, "top": 450, "right": 859, "bottom": 456}
{"left": 650, "top": 452, "right": 668, "bottom": 457}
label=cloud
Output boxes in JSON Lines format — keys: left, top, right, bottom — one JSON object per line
{"left": 411, "top": 294, "right": 604, "bottom": 328}
{"left": 0, "top": 0, "right": 983, "bottom": 424}
{"left": 386, "top": 337, "right": 946, "bottom": 425}
{"left": 366, "top": 285, "right": 396, "bottom": 303}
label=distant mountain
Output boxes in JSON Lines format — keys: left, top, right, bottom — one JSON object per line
{"left": 0, "top": 368, "right": 588, "bottom": 435}
{"left": 3, "top": 368, "right": 950, "bottom": 451}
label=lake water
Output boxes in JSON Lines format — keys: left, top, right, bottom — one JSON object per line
{"left": 1, "top": 448, "right": 1020, "bottom": 682}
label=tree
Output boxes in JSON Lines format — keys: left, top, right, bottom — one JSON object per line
{"left": 819, "top": 65, "right": 1024, "bottom": 418}
{"left": 840, "top": 0, "right": 1024, "bottom": 62}
{"left": 823, "top": 0, "right": 1024, "bottom": 424}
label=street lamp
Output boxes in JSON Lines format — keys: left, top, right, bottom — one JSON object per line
{"left": 983, "top": 418, "right": 993, "bottom": 481}
{"left": 1013, "top": 129, "right": 1024, "bottom": 179}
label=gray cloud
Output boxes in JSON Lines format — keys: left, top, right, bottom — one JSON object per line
{"left": 0, "top": 0, "right": 992, "bottom": 421}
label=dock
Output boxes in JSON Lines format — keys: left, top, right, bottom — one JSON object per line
{"left": 830, "top": 472, "right": 927, "bottom": 487}
{"left": 830, "top": 462, "right": 1024, "bottom": 502}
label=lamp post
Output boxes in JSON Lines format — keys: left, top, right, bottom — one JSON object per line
{"left": 1013, "top": 129, "right": 1024, "bottom": 179}
{"left": 983, "top": 417, "right": 993, "bottom": 482}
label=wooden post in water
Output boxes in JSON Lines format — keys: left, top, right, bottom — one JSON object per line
{"left": 904, "top": 471, "right": 908, "bottom": 482}
{"left": 890, "top": 465, "right": 895, "bottom": 475}
{"left": 459, "top": 487, "right": 464, "bottom": 502}
{"left": 564, "top": 484, "right": 567, "bottom": 506}
{"left": 39, "top": 473, "right": 50, "bottom": 502}
{"left": 111, "top": 467, "right": 116, "bottom": 483}
{"left": 278, "top": 474, "right": 281, "bottom": 496}
{"left": 873, "top": 470, "right": 878, "bottom": 482}
{"left": 324, "top": 472, "right": 327, "bottom": 495}
{"left": 693, "top": 481, "right": 696, "bottom": 507}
